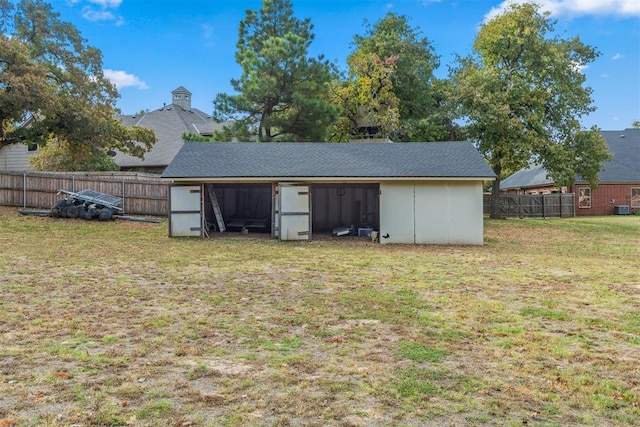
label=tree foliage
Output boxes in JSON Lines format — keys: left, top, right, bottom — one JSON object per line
{"left": 29, "top": 138, "right": 119, "bottom": 171}
{"left": 0, "top": 0, "right": 155, "bottom": 170}
{"left": 212, "top": 0, "right": 338, "bottom": 142}
{"left": 451, "top": 2, "right": 610, "bottom": 218}
{"left": 330, "top": 52, "right": 400, "bottom": 141}
{"left": 348, "top": 13, "right": 459, "bottom": 141}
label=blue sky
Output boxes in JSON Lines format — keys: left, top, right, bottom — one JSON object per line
{"left": 54, "top": 0, "right": 640, "bottom": 130}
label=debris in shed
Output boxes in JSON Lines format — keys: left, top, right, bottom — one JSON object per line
{"left": 332, "top": 226, "right": 354, "bottom": 237}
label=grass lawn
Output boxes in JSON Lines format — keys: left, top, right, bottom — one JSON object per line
{"left": 0, "top": 206, "right": 638, "bottom": 426}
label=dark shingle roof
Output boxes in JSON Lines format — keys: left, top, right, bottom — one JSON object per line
{"left": 500, "top": 164, "right": 553, "bottom": 189}
{"left": 161, "top": 141, "right": 496, "bottom": 179}
{"left": 115, "top": 104, "right": 226, "bottom": 168}
{"left": 596, "top": 129, "right": 640, "bottom": 182}
{"left": 501, "top": 128, "right": 640, "bottom": 189}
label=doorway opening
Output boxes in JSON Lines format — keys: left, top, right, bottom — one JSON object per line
{"left": 204, "top": 183, "right": 272, "bottom": 234}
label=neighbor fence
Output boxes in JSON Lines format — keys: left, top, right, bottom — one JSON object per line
{"left": 484, "top": 193, "right": 575, "bottom": 218}
{"left": 0, "top": 171, "right": 169, "bottom": 216}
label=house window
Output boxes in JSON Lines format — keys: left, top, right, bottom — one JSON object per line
{"left": 184, "top": 95, "right": 190, "bottom": 100}
{"left": 27, "top": 144, "right": 38, "bottom": 152}
{"left": 631, "top": 188, "right": 640, "bottom": 208}
{"left": 174, "top": 94, "right": 183, "bottom": 99}
{"left": 578, "top": 188, "right": 591, "bottom": 208}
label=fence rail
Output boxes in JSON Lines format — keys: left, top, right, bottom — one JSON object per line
{"left": 484, "top": 193, "right": 575, "bottom": 218}
{"left": 0, "top": 171, "right": 169, "bottom": 216}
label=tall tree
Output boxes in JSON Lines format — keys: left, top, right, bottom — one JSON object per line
{"left": 0, "top": 0, "right": 155, "bottom": 170}
{"left": 451, "top": 2, "right": 610, "bottom": 218}
{"left": 330, "top": 52, "right": 400, "bottom": 141}
{"left": 212, "top": 0, "right": 338, "bottom": 142}
{"left": 349, "top": 13, "right": 458, "bottom": 142}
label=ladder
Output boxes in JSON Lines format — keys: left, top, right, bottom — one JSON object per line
{"left": 207, "top": 187, "right": 226, "bottom": 232}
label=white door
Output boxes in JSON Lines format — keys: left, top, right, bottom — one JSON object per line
{"left": 278, "top": 184, "right": 311, "bottom": 241}
{"left": 379, "top": 182, "right": 415, "bottom": 244}
{"left": 169, "top": 185, "right": 202, "bottom": 237}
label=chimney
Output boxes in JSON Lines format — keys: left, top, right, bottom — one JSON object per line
{"left": 171, "top": 86, "right": 192, "bottom": 110}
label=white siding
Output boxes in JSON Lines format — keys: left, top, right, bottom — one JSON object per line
{"left": 414, "top": 181, "right": 484, "bottom": 245}
{"left": 379, "top": 182, "right": 415, "bottom": 244}
{"left": 380, "top": 180, "right": 484, "bottom": 245}
{"left": 0, "top": 144, "right": 35, "bottom": 171}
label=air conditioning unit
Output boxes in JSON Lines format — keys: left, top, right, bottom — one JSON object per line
{"left": 614, "top": 205, "right": 630, "bottom": 215}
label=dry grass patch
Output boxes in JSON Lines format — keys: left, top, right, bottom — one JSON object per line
{"left": 0, "top": 207, "right": 639, "bottom": 426}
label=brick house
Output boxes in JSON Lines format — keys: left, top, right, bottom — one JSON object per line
{"left": 500, "top": 128, "right": 640, "bottom": 215}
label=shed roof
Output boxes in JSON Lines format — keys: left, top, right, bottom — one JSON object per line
{"left": 161, "top": 141, "right": 496, "bottom": 180}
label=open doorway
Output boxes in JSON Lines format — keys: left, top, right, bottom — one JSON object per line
{"left": 311, "top": 184, "right": 379, "bottom": 233}
{"left": 203, "top": 182, "right": 379, "bottom": 239}
{"left": 204, "top": 183, "right": 272, "bottom": 234}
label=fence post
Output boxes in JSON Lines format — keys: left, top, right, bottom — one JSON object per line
{"left": 122, "top": 176, "right": 126, "bottom": 215}
{"left": 542, "top": 195, "right": 546, "bottom": 219}
{"left": 23, "top": 171, "right": 27, "bottom": 208}
{"left": 559, "top": 194, "right": 563, "bottom": 217}
{"left": 72, "top": 175, "right": 75, "bottom": 192}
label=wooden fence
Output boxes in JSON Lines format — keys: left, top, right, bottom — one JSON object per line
{"left": 0, "top": 171, "right": 169, "bottom": 216}
{"left": 484, "top": 193, "right": 575, "bottom": 218}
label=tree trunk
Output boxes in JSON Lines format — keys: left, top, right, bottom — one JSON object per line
{"left": 490, "top": 178, "right": 502, "bottom": 219}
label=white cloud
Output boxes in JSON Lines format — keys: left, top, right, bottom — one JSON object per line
{"left": 88, "top": 0, "right": 122, "bottom": 7}
{"left": 573, "top": 62, "right": 589, "bottom": 73}
{"left": 76, "top": 0, "right": 123, "bottom": 25}
{"left": 104, "top": 69, "right": 148, "bottom": 90}
{"left": 485, "top": 0, "right": 640, "bottom": 22}
{"left": 82, "top": 8, "right": 114, "bottom": 22}
{"left": 601, "top": 73, "right": 609, "bottom": 78}
{"left": 612, "top": 53, "right": 625, "bottom": 60}
{"left": 201, "top": 24, "right": 215, "bottom": 40}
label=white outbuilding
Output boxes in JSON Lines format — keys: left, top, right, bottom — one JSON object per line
{"left": 161, "top": 141, "right": 495, "bottom": 244}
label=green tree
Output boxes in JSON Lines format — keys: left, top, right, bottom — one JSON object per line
{"left": 632, "top": 120, "right": 640, "bottom": 128}
{"left": 350, "top": 13, "right": 458, "bottom": 142}
{"left": 212, "top": 0, "right": 338, "bottom": 142}
{"left": 0, "top": 0, "right": 155, "bottom": 170}
{"left": 451, "top": 2, "right": 610, "bottom": 218}
{"left": 330, "top": 52, "right": 400, "bottom": 141}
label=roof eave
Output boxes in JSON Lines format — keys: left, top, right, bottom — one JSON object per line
{"left": 162, "top": 176, "right": 495, "bottom": 183}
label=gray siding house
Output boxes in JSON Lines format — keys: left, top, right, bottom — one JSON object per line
{"left": 0, "top": 143, "right": 37, "bottom": 171}
{"left": 116, "top": 86, "right": 226, "bottom": 173}
{"left": 161, "top": 141, "right": 495, "bottom": 245}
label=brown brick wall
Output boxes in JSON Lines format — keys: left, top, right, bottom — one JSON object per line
{"left": 573, "top": 184, "right": 640, "bottom": 216}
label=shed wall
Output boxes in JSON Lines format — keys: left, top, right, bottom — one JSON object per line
{"left": 379, "top": 182, "right": 415, "bottom": 244}
{"left": 380, "top": 181, "right": 484, "bottom": 245}
{"left": 415, "top": 181, "right": 484, "bottom": 244}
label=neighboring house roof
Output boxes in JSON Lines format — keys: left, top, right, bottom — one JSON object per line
{"left": 596, "top": 129, "right": 640, "bottom": 182}
{"left": 501, "top": 128, "right": 640, "bottom": 189}
{"left": 115, "top": 87, "right": 226, "bottom": 169}
{"left": 162, "top": 141, "right": 496, "bottom": 180}
{"left": 500, "top": 163, "right": 553, "bottom": 189}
